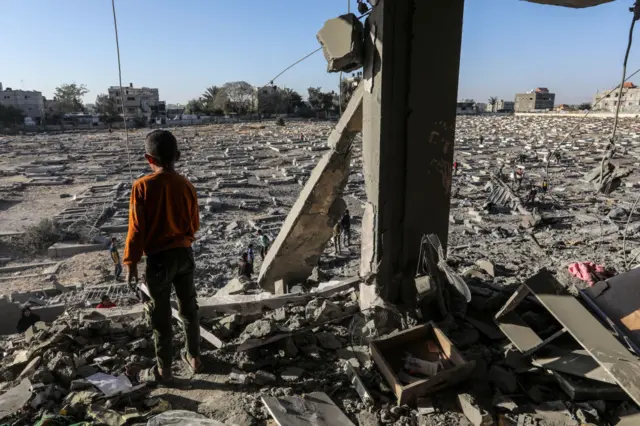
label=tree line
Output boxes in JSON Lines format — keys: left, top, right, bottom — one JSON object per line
{"left": 1, "top": 75, "right": 365, "bottom": 126}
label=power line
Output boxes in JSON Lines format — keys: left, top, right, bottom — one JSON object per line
{"left": 111, "top": 0, "right": 134, "bottom": 183}
{"left": 258, "top": 9, "right": 371, "bottom": 92}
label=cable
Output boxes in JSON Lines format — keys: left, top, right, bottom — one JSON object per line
{"left": 544, "top": 67, "right": 640, "bottom": 176}
{"left": 111, "top": 0, "right": 134, "bottom": 183}
{"left": 258, "top": 47, "right": 323, "bottom": 92}
{"left": 257, "top": 9, "right": 371, "bottom": 92}
{"left": 598, "top": 7, "right": 638, "bottom": 187}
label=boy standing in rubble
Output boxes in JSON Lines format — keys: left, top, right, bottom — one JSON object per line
{"left": 124, "top": 130, "right": 201, "bottom": 383}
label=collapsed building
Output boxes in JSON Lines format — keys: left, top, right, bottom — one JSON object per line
{"left": 2, "top": 0, "right": 640, "bottom": 425}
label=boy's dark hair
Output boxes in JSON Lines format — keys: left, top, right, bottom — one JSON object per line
{"left": 145, "top": 130, "right": 178, "bottom": 166}
{"left": 248, "top": 243, "right": 253, "bottom": 248}
{"left": 111, "top": 237, "right": 116, "bottom": 242}
{"left": 101, "top": 294, "right": 110, "bottom": 302}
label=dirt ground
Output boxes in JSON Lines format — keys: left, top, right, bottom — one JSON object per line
{"left": 0, "top": 182, "right": 90, "bottom": 234}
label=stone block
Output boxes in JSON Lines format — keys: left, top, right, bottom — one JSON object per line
{"left": 258, "top": 90, "right": 363, "bottom": 292}
{"left": 317, "top": 13, "right": 364, "bottom": 73}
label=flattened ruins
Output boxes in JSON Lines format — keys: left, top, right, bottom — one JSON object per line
{"left": 0, "top": 113, "right": 640, "bottom": 425}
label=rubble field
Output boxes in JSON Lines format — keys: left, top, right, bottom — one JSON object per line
{"left": 0, "top": 115, "right": 640, "bottom": 425}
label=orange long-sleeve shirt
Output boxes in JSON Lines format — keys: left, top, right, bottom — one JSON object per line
{"left": 123, "top": 171, "right": 199, "bottom": 265}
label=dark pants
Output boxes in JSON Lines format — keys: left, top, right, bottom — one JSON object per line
{"left": 146, "top": 247, "right": 200, "bottom": 371}
{"left": 259, "top": 245, "right": 268, "bottom": 260}
{"left": 343, "top": 228, "right": 351, "bottom": 246}
{"left": 114, "top": 263, "right": 122, "bottom": 280}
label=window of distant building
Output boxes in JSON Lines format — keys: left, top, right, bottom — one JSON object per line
{"left": 127, "top": 97, "right": 135, "bottom": 101}
{"left": 24, "top": 95, "right": 28, "bottom": 99}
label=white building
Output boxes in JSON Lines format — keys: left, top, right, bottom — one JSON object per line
{"left": 108, "top": 83, "right": 165, "bottom": 118}
{"left": 0, "top": 82, "right": 45, "bottom": 120}
{"left": 495, "top": 99, "right": 514, "bottom": 112}
{"left": 593, "top": 82, "right": 640, "bottom": 113}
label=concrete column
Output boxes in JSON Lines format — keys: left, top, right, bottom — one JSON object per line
{"left": 360, "top": 0, "right": 465, "bottom": 304}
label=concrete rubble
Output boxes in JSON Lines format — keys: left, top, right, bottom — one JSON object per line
{"left": 1, "top": 115, "right": 640, "bottom": 424}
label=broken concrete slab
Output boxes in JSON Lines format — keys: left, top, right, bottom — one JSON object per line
{"left": 262, "top": 392, "right": 355, "bottom": 426}
{"left": 48, "top": 242, "right": 106, "bottom": 258}
{"left": 457, "top": 393, "right": 493, "bottom": 426}
{"left": 0, "top": 379, "right": 31, "bottom": 421}
{"left": 317, "top": 14, "right": 364, "bottom": 73}
{"left": 258, "top": 87, "right": 363, "bottom": 292}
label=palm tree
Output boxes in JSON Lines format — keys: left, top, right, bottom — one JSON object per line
{"left": 488, "top": 96, "right": 498, "bottom": 113}
{"left": 202, "top": 86, "right": 220, "bottom": 112}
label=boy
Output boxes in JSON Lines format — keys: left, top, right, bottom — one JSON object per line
{"left": 340, "top": 209, "right": 351, "bottom": 247}
{"left": 247, "top": 243, "right": 255, "bottom": 265}
{"left": 238, "top": 252, "right": 253, "bottom": 279}
{"left": 332, "top": 222, "right": 342, "bottom": 254}
{"left": 124, "top": 130, "right": 201, "bottom": 383}
{"left": 257, "top": 230, "right": 270, "bottom": 260}
{"left": 97, "top": 294, "right": 117, "bottom": 309}
{"left": 109, "top": 237, "right": 122, "bottom": 282}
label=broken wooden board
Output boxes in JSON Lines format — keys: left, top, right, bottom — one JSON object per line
{"left": 532, "top": 348, "right": 616, "bottom": 385}
{"left": 199, "top": 277, "right": 360, "bottom": 316}
{"left": 138, "top": 283, "right": 223, "bottom": 349}
{"left": 262, "top": 392, "right": 355, "bottom": 426}
{"left": 344, "top": 362, "right": 374, "bottom": 406}
{"left": 522, "top": 270, "right": 640, "bottom": 406}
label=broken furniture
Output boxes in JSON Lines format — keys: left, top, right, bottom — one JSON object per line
{"left": 581, "top": 266, "right": 640, "bottom": 354}
{"left": 495, "top": 269, "right": 640, "bottom": 405}
{"left": 370, "top": 322, "right": 474, "bottom": 406}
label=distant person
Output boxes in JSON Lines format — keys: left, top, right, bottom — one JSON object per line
{"left": 110, "top": 237, "right": 123, "bottom": 282}
{"left": 341, "top": 210, "right": 351, "bottom": 247}
{"left": 515, "top": 169, "right": 524, "bottom": 190}
{"left": 238, "top": 253, "right": 253, "bottom": 279}
{"left": 16, "top": 307, "right": 40, "bottom": 333}
{"left": 453, "top": 160, "right": 459, "bottom": 175}
{"left": 97, "top": 295, "right": 117, "bottom": 309}
{"left": 257, "top": 230, "right": 270, "bottom": 260}
{"left": 247, "top": 244, "right": 255, "bottom": 265}
{"left": 332, "top": 222, "right": 342, "bottom": 254}
{"left": 542, "top": 179, "right": 549, "bottom": 194}
{"left": 526, "top": 185, "right": 538, "bottom": 205}
{"left": 480, "top": 135, "right": 484, "bottom": 144}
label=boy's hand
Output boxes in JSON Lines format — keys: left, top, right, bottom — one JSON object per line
{"left": 126, "top": 263, "right": 139, "bottom": 286}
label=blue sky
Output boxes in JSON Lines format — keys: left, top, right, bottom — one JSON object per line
{"left": 0, "top": 0, "right": 634, "bottom": 105}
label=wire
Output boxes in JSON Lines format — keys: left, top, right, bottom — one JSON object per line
{"left": 257, "top": 9, "right": 370, "bottom": 92}
{"left": 258, "top": 47, "right": 323, "bottom": 92}
{"left": 544, "top": 67, "right": 640, "bottom": 176}
{"left": 111, "top": 0, "right": 134, "bottom": 183}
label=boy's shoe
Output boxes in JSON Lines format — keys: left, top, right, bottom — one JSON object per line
{"left": 139, "top": 365, "right": 174, "bottom": 387}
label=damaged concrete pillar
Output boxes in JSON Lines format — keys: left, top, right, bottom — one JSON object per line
{"left": 360, "top": 0, "right": 464, "bottom": 307}
{"left": 258, "top": 86, "right": 364, "bottom": 292}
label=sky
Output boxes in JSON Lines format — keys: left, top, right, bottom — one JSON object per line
{"left": 0, "top": 0, "right": 636, "bottom": 105}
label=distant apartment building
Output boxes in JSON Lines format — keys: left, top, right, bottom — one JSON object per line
{"left": 514, "top": 88, "right": 555, "bottom": 112}
{"left": 456, "top": 100, "right": 477, "bottom": 115}
{"left": 0, "top": 82, "right": 45, "bottom": 120}
{"left": 495, "top": 99, "right": 515, "bottom": 112}
{"left": 592, "top": 82, "right": 640, "bottom": 113}
{"left": 108, "top": 83, "right": 165, "bottom": 118}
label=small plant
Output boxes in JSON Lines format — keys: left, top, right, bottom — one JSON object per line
{"left": 16, "top": 219, "right": 77, "bottom": 254}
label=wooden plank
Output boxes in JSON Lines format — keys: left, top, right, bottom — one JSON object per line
{"left": 495, "top": 285, "right": 530, "bottom": 319}
{"left": 199, "top": 277, "right": 361, "bottom": 316}
{"left": 261, "top": 392, "right": 355, "bottom": 426}
{"left": 526, "top": 270, "right": 640, "bottom": 406}
{"left": 138, "top": 283, "right": 223, "bottom": 349}
{"left": 532, "top": 348, "right": 617, "bottom": 385}
{"left": 496, "top": 311, "right": 543, "bottom": 352}
{"left": 521, "top": 328, "right": 567, "bottom": 358}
